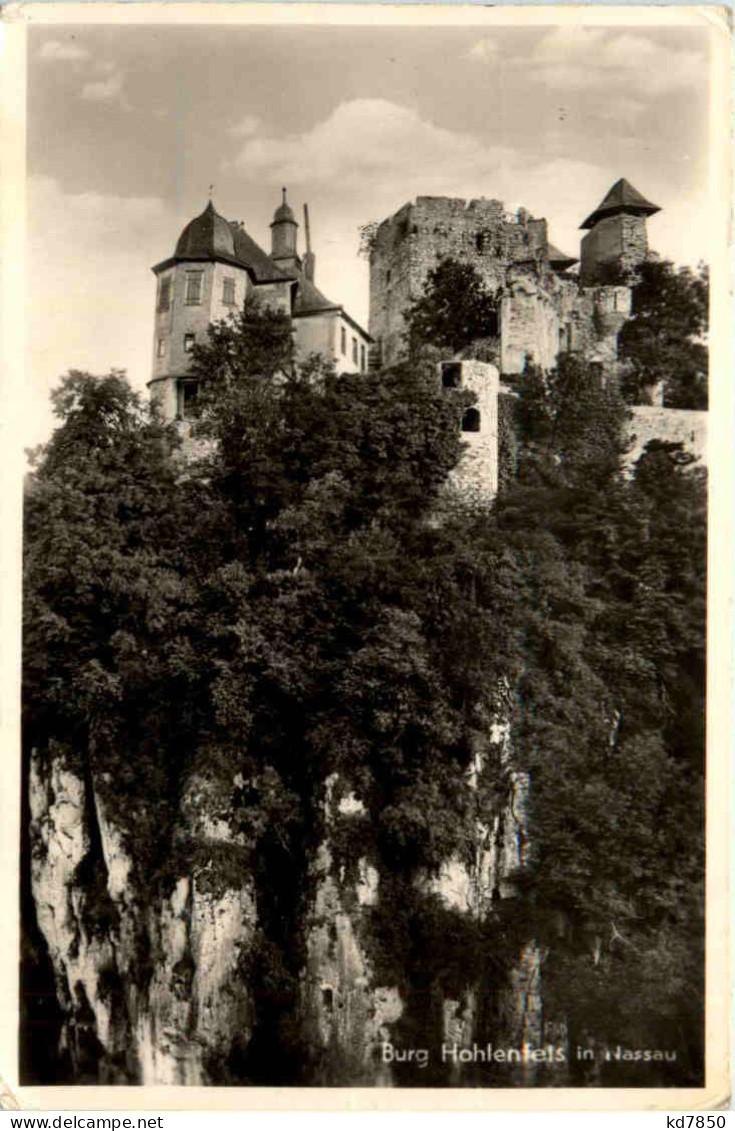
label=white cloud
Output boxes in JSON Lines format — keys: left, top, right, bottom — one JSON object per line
{"left": 26, "top": 176, "right": 173, "bottom": 446}
{"left": 229, "top": 114, "right": 261, "bottom": 138}
{"left": 230, "top": 98, "right": 605, "bottom": 216}
{"left": 227, "top": 98, "right": 613, "bottom": 323}
{"left": 38, "top": 39, "right": 90, "bottom": 62}
{"left": 226, "top": 97, "right": 706, "bottom": 328}
{"left": 232, "top": 99, "right": 516, "bottom": 193}
{"left": 526, "top": 28, "right": 705, "bottom": 97}
{"left": 466, "top": 38, "right": 500, "bottom": 63}
{"left": 80, "top": 67, "right": 128, "bottom": 106}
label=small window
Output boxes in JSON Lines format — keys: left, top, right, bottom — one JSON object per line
{"left": 352, "top": 337, "right": 358, "bottom": 365}
{"left": 386, "top": 268, "right": 392, "bottom": 284}
{"left": 361, "top": 345, "right": 366, "bottom": 372}
{"left": 184, "top": 333, "right": 196, "bottom": 353}
{"left": 340, "top": 326, "right": 346, "bottom": 355}
{"left": 178, "top": 379, "right": 199, "bottom": 420}
{"left": 441, "top": 362, "right": 462, "bottom": 389}
{"left": 158, "top": 278, "right": 171, "bottom": 312}
{"left": 461, "top": 407, "right": 481, "bottom": 433}
{"left": 222, "top": 277, "right": 235, "bottom": 306}
{"left": 157, "top": 337, "right": 166, "bottom": 358}
{"left": 475, "top": 232, "right": 485, "bottom": 253}
{"left": 185, "top": 271, "right": 203, "bottom": 305}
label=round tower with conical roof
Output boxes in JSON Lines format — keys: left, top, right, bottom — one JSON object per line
{"left": 148, "top": 200, "right": 249, "bottom": 420}
{"left": 579, "top": 178, "right": 660, "bottom": 283}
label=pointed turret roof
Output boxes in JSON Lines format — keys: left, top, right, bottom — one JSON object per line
{"left": 580, "top": 178, "right": 660, "bottom": 230}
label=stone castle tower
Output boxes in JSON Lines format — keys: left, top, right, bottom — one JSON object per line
{"left": 579, "top": 177, "right": 661, "bottom": 283}
{"left": 364, "top": 177, "right": 706, "bottom": 503}
{"left": 367, "top": 178, "right": 659, "bottom": 374}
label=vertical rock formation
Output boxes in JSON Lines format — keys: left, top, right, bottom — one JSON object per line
{"left": 26, "top": 697, "right": 546, "bottom": 1085}
{"left": 28, "top": 748, "right": 257, "bottom": 1084}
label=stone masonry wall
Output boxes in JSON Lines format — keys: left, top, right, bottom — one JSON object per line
{"left": 580, "top": 214, "right": 648, "bottom": 282}
{"left": 368, "top": 195, "right": 633, "bottom": 378}
{"left": 443, "top": 360, "right": 500, "bottom": 501}
{"left": 626, "top": 406, "right": 707, "bottom": 468}
{"left": 500, "top": 267, "right": 560, "bottom": 374}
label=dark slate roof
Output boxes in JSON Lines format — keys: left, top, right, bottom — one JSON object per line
{"left": 153, "top": 201, "right": 297, "bottom": 282}
{"left": 292, "top": 276, "right": 372, "bottom": 341}
{"left": 293, "top": 275, "right": 340, "bottom": 316}
{"left": 580, "top": 178, "right": 661, "bottom": 229}
{"left": 175, "top": 201, "right": 236, "bottom": 259}
{"left": 547, "top": 241, "right": 578, "bottom": 269}
{"left": 230, "top": 222, "right": 296, "bottom": 283}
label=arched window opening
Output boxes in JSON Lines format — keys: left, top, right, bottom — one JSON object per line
{"left": 461, "top": 407, "right": 481, "bottom": 433}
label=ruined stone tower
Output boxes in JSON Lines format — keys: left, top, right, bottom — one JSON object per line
{"left": 367, "top": 179, "right": 661, "bottom": 378}
{"left": 368, "top": 196, "right": 555, "bottom": 371}
{"left": 439, "top": 359, "right": 502, "bottom": 503}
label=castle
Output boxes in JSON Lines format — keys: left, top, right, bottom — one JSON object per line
{"left": 148, "top": 190, "right": 371, "bottom": 421}
{"left": 148, "top": 179, "right": 706, "bottom": 492}
{"left": 367, "top": 178, "right": 660, "bottom": 373}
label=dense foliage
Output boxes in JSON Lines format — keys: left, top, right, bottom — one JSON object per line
{"left": 403, "top": 258, "right": 499, "bottom": 355}
{"left": 24, "top": 301, "right": 705, "bottom": 1087}
{"left": 499, "top": 358, "right": 706, "bottom": 1082}
{"left": 618, "top": 259, "right": 709, "bottom": 409}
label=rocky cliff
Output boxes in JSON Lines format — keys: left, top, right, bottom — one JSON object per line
{"left": 25, "top": 710, "right": 547, "bottom": 1088}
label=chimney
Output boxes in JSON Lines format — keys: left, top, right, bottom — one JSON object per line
{"left": 303, "top": 204, "right": 316, "bottom": 282}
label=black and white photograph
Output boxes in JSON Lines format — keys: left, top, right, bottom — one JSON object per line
{"left": 6, "top": 3, "right": 729, "bottom": 1105}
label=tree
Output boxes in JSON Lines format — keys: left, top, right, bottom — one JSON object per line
{"left": 618, "top": 259, "right": 709, "bottom": 409}
{"left": 25, "top": 308, "right": 706, "bottom": 1087}
{"left": 403, "top": 258, "right": 499, "bottom": 355}
{"left": 495, "top": 364, "right": 706, "bottom": 1083}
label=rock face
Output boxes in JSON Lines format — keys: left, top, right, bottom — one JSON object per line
{"left": 26, "top": 716, "right": 549, "bottom": 1087}
{"left": 28, "top": 748, "right": 257, "bottom": 1085}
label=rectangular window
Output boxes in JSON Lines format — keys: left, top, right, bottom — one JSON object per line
{"left": 441, "top": 362, "right": 462, "bottom": 388}
{"left": 361, "top": 345, "right": 366, "bottom": 372}
{"left": 184, "top": 333, "right": 196, "bottom": 353}
{"left": 177, "top": 379, "right": 199, "bottom": 420}
{"left": 222, "top": 277, "right": 235, "bottom": 306}
{"left": 158, "top": 277, "right": 171, "bottom": 312}
{"left": 352, "top": 337, "right": 358, "bottom": 365}
{"left": 340, "top": 326, "right": 346, "bottom": 355}
{"left": 185, "top": 271, "right": 203, "bottom": 305}
{"left": 157, "top": 337, "right": 166, "bottom": 358}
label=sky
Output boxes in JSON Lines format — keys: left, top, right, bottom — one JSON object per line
{"left": 25, "top": 15, "right": 714, "bottom": 447}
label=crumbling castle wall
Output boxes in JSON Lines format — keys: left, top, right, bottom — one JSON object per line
{"left": 369, "top": 197, "right": 548, "bottom": 369}
{"left": 627, "top": 406, "right": 707, "bottom": 468}
{"left": 368, "top": 195, "right": 632, "bottom": 377}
